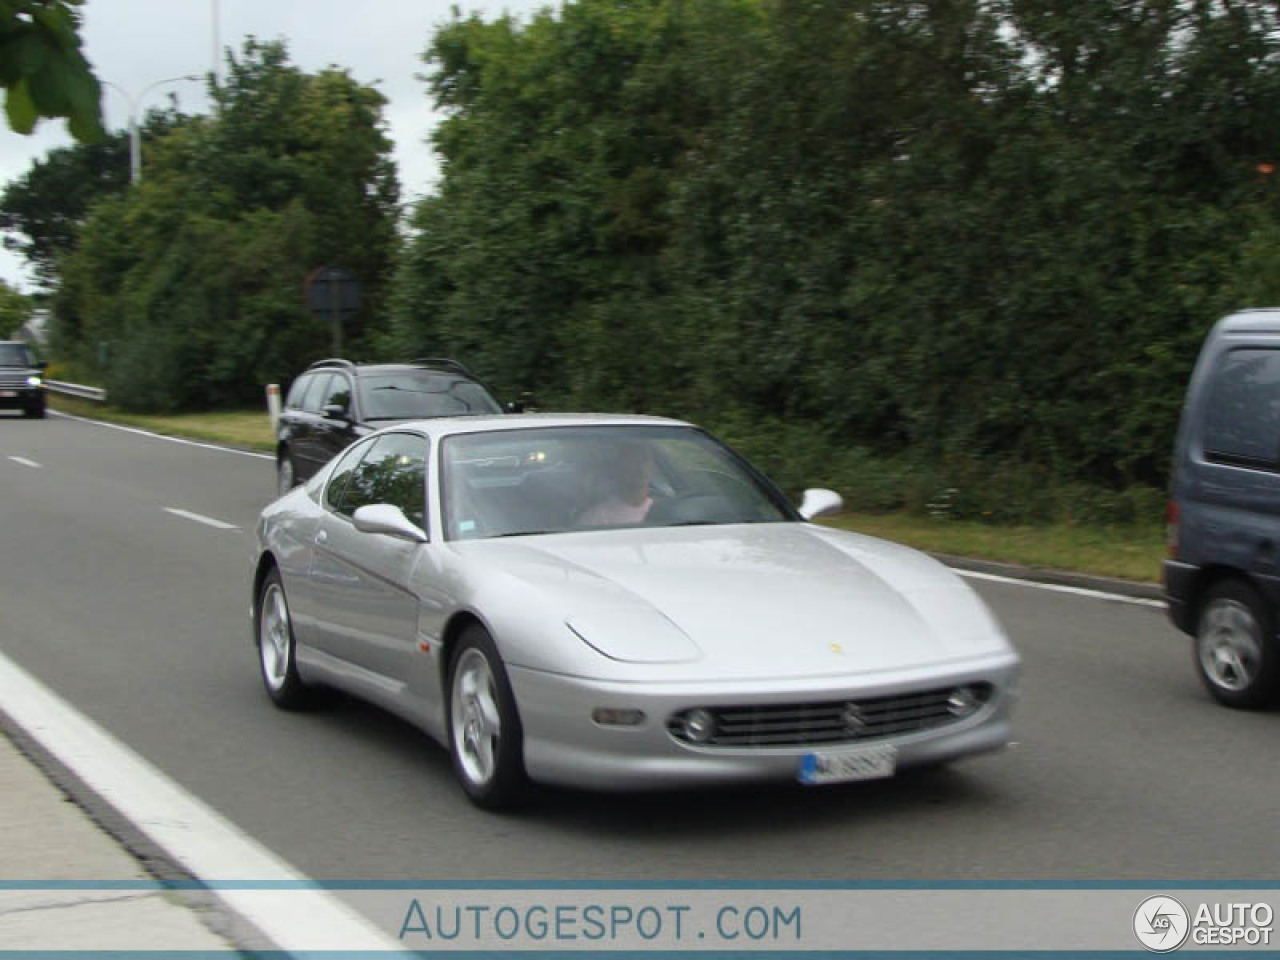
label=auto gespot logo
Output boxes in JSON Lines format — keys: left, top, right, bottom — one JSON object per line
{"left": 1134, "top": 896, "right": 1275, "bottom": 951}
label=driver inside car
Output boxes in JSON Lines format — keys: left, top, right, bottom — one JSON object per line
{"left": 578, "top": 443, "right": 654, "bottom": 527}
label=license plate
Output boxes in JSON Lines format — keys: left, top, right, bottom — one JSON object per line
{"left": 798, "top": 743, "right": 897, "bottom": 785}
{"left": 0, "top": 391, "right": 14, "bottom": 398}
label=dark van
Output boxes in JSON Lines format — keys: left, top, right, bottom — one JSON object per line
{"left": 1165, "top": 309, "right": 1280, "bottom": 708}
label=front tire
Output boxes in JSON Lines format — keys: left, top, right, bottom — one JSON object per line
{"left": 256, "top": 567, "right": 313, "bottom": 709}
{"left": 24, "top": 399, "right": 44, "bottom": 419}
{"left": 447, "top": 625, "right": 528, "bottom": 809}
{"left": 1195, "top": 579, "right": 1279, "bottom": 709}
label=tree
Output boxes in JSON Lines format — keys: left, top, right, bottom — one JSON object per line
{"left": 53, "top": 39, "right": 400, "bottom": 411}
{"left": 0, "top": 0, "right": 105, "bottom": 141}
{"left": 1, "top": 129, "right": 123, "bottom": 289}
{"left": 0, "top": 278, "right": 32, "bottom": 337}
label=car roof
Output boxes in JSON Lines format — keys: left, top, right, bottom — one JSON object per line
{"left": 1216, "top": 309, "right": 1280, "bottom": 336}
{"left": 383, "top": 412, "right": 692, "bottom": 439}
{"left": 305, "top": 359, "right": 478, "bottom": 378}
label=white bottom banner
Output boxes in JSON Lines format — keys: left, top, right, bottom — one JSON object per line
{"left": 2, "top": 884, "right": 1278, "bottom": 953}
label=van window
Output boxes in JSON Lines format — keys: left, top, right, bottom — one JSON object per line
{"left": 1203, "top": 348, "right": 1280, "bottom": 469}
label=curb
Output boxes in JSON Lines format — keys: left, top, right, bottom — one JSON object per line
{"left": 930, "top": 551, "right": 1164, "bottom": 601}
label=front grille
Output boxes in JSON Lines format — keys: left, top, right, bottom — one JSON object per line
{"left": 0, "top": 373, "right": 31, "bottom": 389}
{"left": 666, "top": 684, "right": 992, "bottom": 748}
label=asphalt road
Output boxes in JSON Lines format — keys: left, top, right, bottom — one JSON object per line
{"left": 1, "top": 411, "right": 1275, "bottom": 881}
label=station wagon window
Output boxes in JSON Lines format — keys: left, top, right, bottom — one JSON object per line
{"left": 358, "top": 371, "right": 503, "bottom": 420}
{"left": 336, "top": 433, "right": 428, "bottom": 530}
{"left": 318, "top": 374, "right": 352, "bottom": 414}
{"left": 299, "top": 373, "right": 333, "bottom": 413}
{"left": 284, "top": 374, "right": 312, "bottom": 410}
{"left": 1203, "top": 348, "right": 1280, "bottom": 470}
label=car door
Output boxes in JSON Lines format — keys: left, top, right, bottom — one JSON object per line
{"left": 308, "top": 432, "right": 429, "bottom": 686}
{"left": 313, "top": 372, "right": 357, "bottom": 467}
{"left": 290, "top": 372, "right": 333, "bottom": 479}
{"left": 277, "top": 373, "right": 313, "bottom": 467}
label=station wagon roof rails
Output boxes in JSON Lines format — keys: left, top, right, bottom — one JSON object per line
{"left": 411, "top": 358, "right": 476, "bottom": 377}
{"left": 308, "top": 358, "right": 358, "bottom": 371}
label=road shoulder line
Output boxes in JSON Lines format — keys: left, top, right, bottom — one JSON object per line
{"left": 0, "top": 651, "right": 409, "bottom": 955}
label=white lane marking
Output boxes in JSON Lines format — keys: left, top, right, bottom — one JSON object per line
{"left": 163, "top": 507, "right": 239, "bottom": 531}
{"left": 7, "top": 456, "right": 40, "bottom": 468}
{"left": 50, "top": 410, "right": 274, "bottom": 461}
{"left": 955, "top": 568, "right": 1166, "bottom": 608}
{"left": 0, "top": 652, "right": 413, "bottom": 955}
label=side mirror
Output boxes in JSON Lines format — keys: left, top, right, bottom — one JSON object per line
{"left": 352, "top": 504, "right": 428, "bottom": 543}
{"left": 798, "top": 488, "right": 843, "bottom": 521}
{"left": 35, "top": 360, "right": 48, "bottom": 371}
{"left": 322, "top": 403, "right": 350, "bottom": 421}
{"left": 507, "top": 391, "right": 537, "bottom": 414}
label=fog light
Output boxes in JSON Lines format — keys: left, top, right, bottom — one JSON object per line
{"left": 946, "top": 686, "right": 981, "bottom": 718}
{"left": 592, "top": 707, "right": 646, "bottom": 727}
{"left": 683, "top": 708, "right": 717, "bottom": 743}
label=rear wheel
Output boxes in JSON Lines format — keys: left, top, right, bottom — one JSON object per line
{"left": 277, "top": 451, "right": 297, "bottom": 496}
{"left": 1195, "top": 579, "right": 1280, "bottom": 709}
{"left": 447, "top": 625, "right": 528, "bottom": 809}
{"left": 256, "top": 567, "right": 313, "bottom": 709}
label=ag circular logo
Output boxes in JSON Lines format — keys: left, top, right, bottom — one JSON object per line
{"left": 1134, "top": 896, "right": 1190, "bottom": 952}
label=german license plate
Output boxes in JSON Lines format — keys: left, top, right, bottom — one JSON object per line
{"left": 798, "top": 743, "right": 897, "bottom": 785}
{"left": 0, "top": 391, "right": 15, "bottom": 398}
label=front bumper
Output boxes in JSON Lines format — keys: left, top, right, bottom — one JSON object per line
{"left": 1162, "top": 560, "right": 1197, "bottom": 634}
{"left": 0, "top": 386, "right": 43, "bottom": 410}
{"left": 508, "top": 653, "right": 1020, "bottom": 790}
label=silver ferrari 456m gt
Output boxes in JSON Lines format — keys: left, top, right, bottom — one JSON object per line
{"left": 251, "top": 414, "right": 1019, "bottom": 808}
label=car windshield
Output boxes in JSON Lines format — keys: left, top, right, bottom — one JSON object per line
{"left": 358, "top": 371, "right": 503, "bottom": 420}
{"left": 0, "top": 343, "right": 34, "bottom": 367}
{"left": 441, "top": 424, "right": 795, "bottom": 540}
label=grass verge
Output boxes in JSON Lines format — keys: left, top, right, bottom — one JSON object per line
{"left": 821, "top": 513, "right": 1164, "bottom": 584}
{"left": 47, "top": 394, "right": 1163, "bottom": 582}
{"left": 49, "top": 395, "right": 276, "bottom": 452}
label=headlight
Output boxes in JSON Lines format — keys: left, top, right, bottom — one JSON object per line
{"left": 26, "top": 375, "right": 42, "bottom": 387}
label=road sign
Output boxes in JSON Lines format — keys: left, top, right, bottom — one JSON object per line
{"left": 304, "top": 267, "right": 360, "bottom": 354}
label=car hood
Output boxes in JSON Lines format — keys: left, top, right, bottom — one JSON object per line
{"left": 452, "top": 523, "right": 1010, "bottom": 680}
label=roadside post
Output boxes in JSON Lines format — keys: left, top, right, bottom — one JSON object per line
{"left": 266, "top": 383, "right": 281, "bottom": 433}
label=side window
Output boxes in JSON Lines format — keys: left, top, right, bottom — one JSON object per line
{"left": 284, "top": 374, "right": 311, "bottom": 409}
{"left": 324, "top": 436, "right": 375, "bottom": 513}
{"left": 300, "top": 373, "right": 333, "bottom": 413}
{"left": 337, "top": 433, "right": 429, "bottom": 530}
{"left": 320, "top": 374, "right": 352, "bottom": 413}
{"left": 1203, "top": 348, "right": 1280, "bottom": 470}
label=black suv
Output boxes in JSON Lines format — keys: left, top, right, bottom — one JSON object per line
{"left": 0, "top": 341, "right": 47, "bottom": 419}
{"left": 276, "top": 358, "right": 506, "bottom": 494}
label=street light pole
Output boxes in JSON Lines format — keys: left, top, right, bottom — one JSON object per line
{"left": 211, "top": 0, "right": 221, "bottom": 87}
{"left": 103, "top": 76, "right": 201, "bottom": 185}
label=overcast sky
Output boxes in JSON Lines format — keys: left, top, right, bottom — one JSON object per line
{"left": 0, "top": 0, "right": 550, "bottom": 291}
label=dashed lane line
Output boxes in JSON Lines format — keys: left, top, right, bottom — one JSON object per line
{"left": 163, "top": 507, "right": 239, "bottom": 531}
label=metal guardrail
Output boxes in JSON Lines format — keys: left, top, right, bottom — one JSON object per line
{"left": 46, "top": 379, "right": 107, "bottom": 402}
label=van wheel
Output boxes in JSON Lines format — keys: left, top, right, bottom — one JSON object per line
{"left": 1195, "top": 580, "right": 1280, "bottom": 709}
